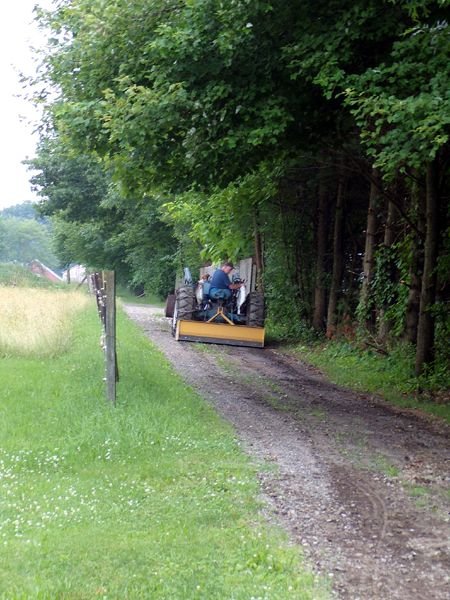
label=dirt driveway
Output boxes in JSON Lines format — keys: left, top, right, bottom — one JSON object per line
{"left": 123, "top": 304, "right": 450, "bottom": 600}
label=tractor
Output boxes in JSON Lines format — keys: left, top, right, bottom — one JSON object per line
{"left": 169, "top": 259, "right": 265, "bottom": 347}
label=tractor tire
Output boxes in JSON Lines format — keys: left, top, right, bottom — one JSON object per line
{"left": 176, "top": 285, "right": 195, "bottom": 319}
{"left": 172, "top": 285, "right": 195, "bottom": 337}
{"left": 246, "top": 292, "right": 265, "bottom": 327}
{"left": 164, "top": 294, "right": 176, "bottom": 318}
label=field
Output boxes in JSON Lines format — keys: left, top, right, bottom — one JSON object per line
{"left": 0, "top": 287, "right": 89, "bottom": 357}
{"left": 0, "top": 285, "right": 327, "bottom": 599}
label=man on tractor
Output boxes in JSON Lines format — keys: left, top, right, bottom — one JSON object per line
{"left": 209, "top": 261, "right": 243, "bottom": 302}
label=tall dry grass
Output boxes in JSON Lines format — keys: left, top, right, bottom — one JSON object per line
{"left": 0, "top": 287, "right": 89, "bottom": 357}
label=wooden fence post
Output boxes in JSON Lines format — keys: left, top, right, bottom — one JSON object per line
{"left": 90, "top": 270, "right": 119, "bottom": 405}
{"left": 104, "top": 270, "right": 117, "bottom": 405}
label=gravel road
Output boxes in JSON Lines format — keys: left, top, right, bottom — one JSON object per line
{"left": 123, "top": 304, "right": 450, "bottom": 600}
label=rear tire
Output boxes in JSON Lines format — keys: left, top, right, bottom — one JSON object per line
{"left": 246, "top": 292, "right": 265, "bottom": 327}
{"left": 176, "top": 286, "right": 195, "bottom": 319}
{"left": 164, "top": 294, "right": 176, "bottom": 318}
{"left": 172, "top": 285, "right": 195, "bottom": 336}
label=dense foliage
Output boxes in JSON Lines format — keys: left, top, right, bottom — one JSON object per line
{"left": 29, "top": 0, "right": 449, "bottom": 381}
{"left": 29, "top": 137, "right": 177, "bottom": 296}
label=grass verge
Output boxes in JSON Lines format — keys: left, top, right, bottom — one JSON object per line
{"left": 116, "top": 285, "right": 165, "bottom": 307}
{"left": 292, "top": 341, "right": 450, "bottom": 424}
{"left": 0, "top": 297, "right": 328, "bottom": 599}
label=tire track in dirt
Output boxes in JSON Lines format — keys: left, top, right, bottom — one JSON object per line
{"left": 124, "top": 305, "right": 450, "bottom": 600}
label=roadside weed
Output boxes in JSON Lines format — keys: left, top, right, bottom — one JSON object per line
{"left": 310, "top": 408, "right": 327, "bottom": 421}
{"left": 404, "top": 485, "right": 432, "bottom": 509}
{"left": 371, "top": 454, "right": 400, "bottom": 478}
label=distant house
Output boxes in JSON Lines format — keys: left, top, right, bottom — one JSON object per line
{"left": 29, "top": 260, "right": 63, "bottom": 283}
{"left": 62, "top": 264, "right": 87, "bottom": 284}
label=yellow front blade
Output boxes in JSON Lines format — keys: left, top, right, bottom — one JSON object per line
{"left": 176, "top": 320, "right": 264, "bottom": 348}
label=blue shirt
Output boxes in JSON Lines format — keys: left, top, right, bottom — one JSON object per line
{"left": 210, "top": 269, "right": 231, "bottom": 290}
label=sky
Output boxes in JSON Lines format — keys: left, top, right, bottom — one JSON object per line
{"left": 0, "top": 0, "right": 54, "bottom": 210}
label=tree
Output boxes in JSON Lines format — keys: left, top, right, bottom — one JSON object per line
{"left": 326, "top": 163, "right": 346, "bottom": 338}
{"left": 0, "top": 218, "right": 6, "bottom": 257}
{"left": 312, "top": 174, "right": 330, "bottom": 332}
{"left": 29, "top": 136, "right": 177, "bottom": 295}
{"left": 357, "top": 170, "right": 382, "bottom": 332}
{"left": 0, "top": 217, "right": 58, "bottom": 268}
{"left": 341, "top": 2, "right": 450, "bottom": 371}
{"left": 0, "top": 201, "right": 40, "bottom": 221}
{"left": 415, "top": 163, "right": 440, "bottom": 374}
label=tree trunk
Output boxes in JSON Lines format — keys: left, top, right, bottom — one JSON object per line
{"left": 377, "top": 197, "right": 398, "bottom": 342}
{"left": 358, "top": 169, "right": 381, "bottom": 331}
{"left": 383, "top": 198, "right": 397, "bottom": 247}
{"left": 415, "top": 162, "right": 440, "bottom": 376}
{"left": 326, "top": 169, "right": 345, "bottom": 338}
{"left": 405, "top": 180, "right": 425, "bottom": 344}
{"left": 313, "top": 180, "right": 328, "bottom": 331}
{"left": 253, "top": 212, "right": 264, "bottom": 292}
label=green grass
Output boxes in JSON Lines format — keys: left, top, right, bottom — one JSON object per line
{"left": 292, "top": 341, "right": 450, "bottom": 423}
{"left": 0, "top": 299, "right": 328, "bottom": 599}
{"left": 116, "top": 284, "right": 165, "bottom": 307}
{"left": 406, "top": 485, "right": 433, "bottom": 509}
{"left": 0, "top": 263, "right": 63, "bottom": 288}
{"left": 370, "top": 455, "right": 400, "bottom": 478}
